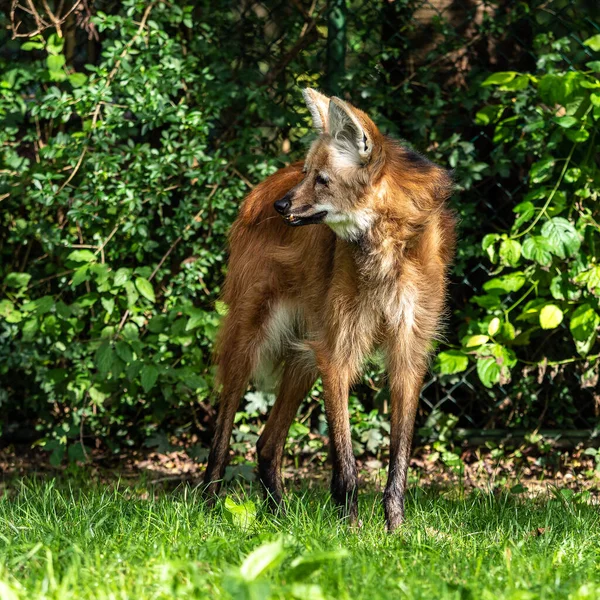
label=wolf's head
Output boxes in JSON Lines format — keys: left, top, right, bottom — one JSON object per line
{"left": 273, "top": 89, "right": 387, "bottom": 241}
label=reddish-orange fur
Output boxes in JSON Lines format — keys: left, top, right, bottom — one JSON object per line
{"left": 204, "top": 90, "right": 455, "bottom": 530}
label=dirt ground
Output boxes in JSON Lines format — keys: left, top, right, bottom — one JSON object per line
{"left": 2, "top": 441, "right": 599, "bottom": 500}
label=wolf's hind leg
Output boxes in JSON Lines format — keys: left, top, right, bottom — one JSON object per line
{"left": 203, "top": 346, "right": 253, "bottom": 503}
{"left": 257, "top": 359, "right": 317, "bottom": 510}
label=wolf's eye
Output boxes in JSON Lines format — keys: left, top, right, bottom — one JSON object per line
{"left": 315, "top": 174, "right": 329, "bottom": 186}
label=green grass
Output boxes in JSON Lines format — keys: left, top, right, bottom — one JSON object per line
{"left": 1, "top": 478, "right": 600, "bottom": 599}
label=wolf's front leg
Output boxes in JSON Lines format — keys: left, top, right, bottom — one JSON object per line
{"left": 384, "top": 342, "right": 429, "bottom": 531}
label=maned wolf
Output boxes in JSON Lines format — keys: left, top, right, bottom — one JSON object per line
{"left": 203, "top": 89, "right": 455, "bottom": 530}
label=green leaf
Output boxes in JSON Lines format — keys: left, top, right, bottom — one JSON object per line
{"left": 488, "top": 317, "right": 501, "bottom": 336}
{"left": 46, "top": 54, "right": 66, "bottom": 72}
{"left": 529, "top": 158, "right": 555, "bottom": 184}
{"left": 499, "top": 239, "right": 521, "bottom": 267}
{"left": 522, "top": 236, "right": 554, "bottom": 266}
{"left": 583, "top": 34, "right": 600, "bottom": 52}
{"left": 436, "top": 350, "right": 469, "bottom": 375}
{"left": 573, "top": 266, "right": 600, "bottom": 295}
{"left": 553, "top": 115, "right": 578, "bottom": 128}
{"left": 5, "top": 272, "right": 31, "bottom": 288}
{"left": 587, "top": 61, "right": 600, "bottom": 72}
{"left": 475, "top": 105, "right": 505, "bottom": 126}
{"left": 95, "top": 342, "right": 113, "bottom": 375}
{"left": 124, "top": 281, "right": 139, "bottom": 308}
{"left": 569, "top": 304, "right": 600, "bottom": 357}
{"left": 541, "top": 217, "right": 580, "bottom": 259}
{"left": 46, "top": 33, "right": 64, "bottom": 55}
{"left": 186, "top": 308, "right": 206, "bottom": 331}
{"left": 0, "top": 300, "right": 22, "bottom": 323}
{"left": 21, "top": 41, "right": 45, "bottom": 51}
{"left": 539, "top": 304, "right": 563, "bottom": 329}
{"left": 224, "top": 497, "right": 257, "bottom": 530}
{"left": 239, "top": 538, "right": 285, "bottom": 582}
{"left": 115, "top": 341, "right": 134, "bottom": 364}
{"left": 68, "top": 73, "right": 87, "bottom": 88}
{"left": 215, "top": 300, "right": 229, "bottom": 316}
{"left": 135, "top": 277, "right": 155, "bottom": 302}
{"left": 141, "top": 364, "right": 159, "bottom": 392}
{"left": 113, "top": 268, "right": 130, "bottom": 287}
{"left": 482, "top": 72, "right": 517, "bottom": 86}
{"left": 513, "top": 201, "right": 535, "bottom": 229}
{"left": 477, "top": 357, "right": 501, "bottom": 388}
{"left": 72, "top": 265, "right": 89, "bottom": 286}
{"left": 483, "top": 272, "right": 525, "bottom": 294}
{"left": 101, "top": 297, "right": 115, "bottom": 315}
{"left": 463, "top": 335, "right": 490, "bottom": 347}
{"left": 67, "top": 249, "right": 96, "bottom": 263}
{"left": 482, "top": 233, "right": 500, "bottom": 263}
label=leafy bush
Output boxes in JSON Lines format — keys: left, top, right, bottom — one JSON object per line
{"left": 436, "top": 33, "right": 600, "bottom": 389}
{"left": 1, "top": 1, "right": 598, "bottom": 463}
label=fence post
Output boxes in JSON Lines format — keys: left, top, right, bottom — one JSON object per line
{"left": 325, "top": 0, "right": 347, "bottom": 96}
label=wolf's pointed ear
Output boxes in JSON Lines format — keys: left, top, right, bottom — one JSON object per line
{"left": 328, "top": 97, "right": 373, "bottom": 165}
{"left": 302, "top": 88, "right": 330, "bottom": 133}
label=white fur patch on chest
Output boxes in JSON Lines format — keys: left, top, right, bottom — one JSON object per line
{"left": 383, "top": 285, "right": 418, "bottom": 332}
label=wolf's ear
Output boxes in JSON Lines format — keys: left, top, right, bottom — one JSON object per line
{"left": 328, "top": 97, "right": 373, "bottom": 165}
{"left": 302, "top": 88, "right": 330, "bottom": 133}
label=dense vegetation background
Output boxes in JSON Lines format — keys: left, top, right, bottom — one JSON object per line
{"left": 1, "top": 0, "right": 599, "bottom": 469}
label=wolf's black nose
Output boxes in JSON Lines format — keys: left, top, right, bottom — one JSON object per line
{"left": 274, "top": 195, "right": 291, "bottom": 215}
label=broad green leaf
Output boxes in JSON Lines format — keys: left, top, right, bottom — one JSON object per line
{"left": 115, "top": 341, "right": 134, "bottom": 364}
{"left": 124, "top": 281, "right": 139, "bottom": 308}
{"left": 513, "top": 201, "right": 535, "bottom": 229}
{"left": 113, "top": 268, "right": 130, "bottom": 287}
{"left": 570, "top": 304, "right": 600, "bottom": 357}
{"left": 239, "top": 538, "right": 285, "bottom": 582}
{"left": 482, "top": 72, "right": 517, "bottom": 86}
{"left": 0, "top": 300, "right": 22, "bottom": 323}
{"left": 101, "top": 297, "right": 115, "bottom": 315}
{"left": 436, "top": 350, "right": 469, "bottom": 375}
{"left": 483, "top": 272, "right": 525, "bottom": 294}
{"left": 135, "top": 277, "right": 155, "bottom": 302}
{"left": 141, "top": 364, "right": 159, "bottom": 392}
{"left": 4, "top": 272, "right": 31, "bottom": 288}
{"left": 529, "top": 158, "right": 555, "bottom": 184}
{"left": 583, "top": 34, "right": 600, "bottom": 52}
{"left": 477, "top": 357, "right": 501, "bottom": 388}
{"left": 215, "top": 300, "right": 229, "bottom": 316}
{"left": 488, "top": 317, "right": 501, "bottom": 336}
{"left": 46, "top": 54, "right": 66, "bottom": 72}
{"left": 46, "top": 33, "right": 64, "bottom": 55}
{"left": 499, "top": 239, "right": 521, "bottom": 266}
{"left": 522, "top": 236, "right": 553, "bottom": 266}
{"left": 541, "top": 217, "right": 580, "bottom": 259}
{"left": 539, "top": 304, "right": 563, "bottom": 329}
{"left": 573, "top": 266, "right": 600, "bottom": 295}
{"left": 69, "top": 73, "right": 87, "bottom": 88}
{"left": 553, "top": 115, "right": 577, "bottom": 128}
{"left": 186, "top": 308, "right": 206, "bottom": 331}
{"left": 224, "top": 497, "right": 257, "bottom": 530}
{"left": 67, "top": 249, "right": 96, "bottom": 263}
{"left": 95, "top": 342, "right": 113, "bottom": 375}
{"left": 463, "top": 335, "right": 489, "bottom": 348}
{"left": 21, "top": 41, "right": 45, "bottom": 51}
{"left": 475, "top": 105, "right": 505, "bottom": 125}
{"left": 482, "top": 233, "right": 500, "bottom": 263}
{"left": 72, "top": 265, "right": 90, "bottom": 286}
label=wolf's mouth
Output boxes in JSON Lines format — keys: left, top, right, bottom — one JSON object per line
{"left": 284, "top": 211, "right": 328, "bottom": 227}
